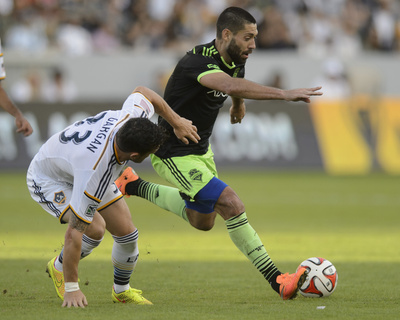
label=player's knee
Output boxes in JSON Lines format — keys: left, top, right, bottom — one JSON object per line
{"left": 191, "top": 220, "right": 215, "bottom": 231}
{"left": 88, "top": 224, "right": 106, "bottom": 241}
{"left": 85, "top": 214, "right": 106, "bottom": 240}
{"left": 186, "top": 209, "right": 216, "bottom": 231}
{"left": 215, "top": 188, "right": 245, "bottom": 219}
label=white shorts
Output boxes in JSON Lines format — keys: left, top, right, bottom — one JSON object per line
{"left": 27, "top": 166, "right": 122, "bottom": 224}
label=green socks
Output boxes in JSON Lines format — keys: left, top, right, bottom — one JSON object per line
{"left": 225, "top": 212, "right": 281, "bottom": 292}
{"left": 134, "top": 181, "right": 188, "bottom": 222}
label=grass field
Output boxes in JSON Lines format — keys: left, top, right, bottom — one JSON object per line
{"left": 0, "top": 170, "right": 399, "bottom": 320}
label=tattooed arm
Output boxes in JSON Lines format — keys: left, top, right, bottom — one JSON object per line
{"left": 62, "top": 212, "right": 89, "bottom": 308}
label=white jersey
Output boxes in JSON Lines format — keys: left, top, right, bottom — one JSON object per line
{"left": 28, "top": 92, "right": 155, "bottom": 223}
{"left": 0, "top": 39, "right": 6, "bottom": 80}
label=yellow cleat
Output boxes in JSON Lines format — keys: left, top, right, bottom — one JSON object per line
{"left": 112, "top": 287, "right": 153, "bottom": 305}
{"left": 277, "top": 266, "right": 308, "bottom": 300}
{"left": 46, "top": 256, "right": 65, "bottom": 300}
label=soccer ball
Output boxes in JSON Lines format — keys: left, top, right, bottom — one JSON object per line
{"left": 298, "top": 257, "right": 338, "bottom": 297}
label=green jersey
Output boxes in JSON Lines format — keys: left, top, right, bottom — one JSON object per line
{"left": 156, "top": 40, "right": 245, "bottom": 158}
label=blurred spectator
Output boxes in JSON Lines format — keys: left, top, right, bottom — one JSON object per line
{"left": 4, "top": 10, "right": 48, "bottom": 53}
{"left": 366, "top": 0, "right": 400, "bottom": 51}
{"left": 257, "top": 5, "right": 297, "bottom": 50}
{"left": 312, "top": 58, "right": 352, "bottom": 99}
{"left": 56, "top": 15, "right": 93, "bottom": 55}
{"left": 9, "top": 69, "right": 42, "bottom": 103}
{"left": 298, "top": 6, "right": 336, "bottom": 58}
{"left": 164, "top": 0, "right": 211, "bottom": 50}
{"left": 199, "top": 0, "right": 229, "bottom": 43}
{"left": 122, "top": 0, "right": 160, "bottom": 48}
{"left": 41, "top": 67, "right": 78, "bottom": 103}
{"left": 332, "top": 15, "right": 363, "bottom": 58}
{"left": 92, "top": 21, "right": 122, "bottom": 53}
{"left": 148, "top": 0, "right": 176, "bottom": 22}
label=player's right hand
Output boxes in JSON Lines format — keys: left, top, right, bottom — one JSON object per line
{"left": 62, "top": 290, "right": 88, "bottom": 308}
{"left": 15, "top": 115, "right": 33, "bottom": 136}
{"left": 173, "top": 117, "right": 200, "bottom": 144}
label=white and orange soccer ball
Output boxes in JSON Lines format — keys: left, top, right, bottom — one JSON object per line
{"left": 298, "top": 257, "right": 338, "bottom": 297}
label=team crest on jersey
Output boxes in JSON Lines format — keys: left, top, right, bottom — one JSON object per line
{"left": 85, "top": 204, "right": 98, "bottom": 218}
{"left": 188, "top": 169, "right": 203, "bottom": 182}
{"left": 54, "top": 191, "right": 66, "bottom": 204}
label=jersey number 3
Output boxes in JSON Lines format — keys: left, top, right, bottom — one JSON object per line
{"left": 59, "top": 112, "right": 106, "bottom": 145}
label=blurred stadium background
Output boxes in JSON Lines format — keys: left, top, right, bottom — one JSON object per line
{"left": 0, "top": 0, "right": 399, "bottom": 174}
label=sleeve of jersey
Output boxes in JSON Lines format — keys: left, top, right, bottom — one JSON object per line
{"left": 69, "top": 170, "right": 103, "bottom": 224}
{"left": 185, "top": 54, "right": 224, "bottom": 83}
{"left": 122, "top": 92, "right": 155, "bottom": 118}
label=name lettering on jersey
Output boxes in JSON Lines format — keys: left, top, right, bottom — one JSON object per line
{"left": 207, "top": 90, "right": 228, "bottom": 98}
{"left": 86, "top": 117, "right": 118, "bottom": 153}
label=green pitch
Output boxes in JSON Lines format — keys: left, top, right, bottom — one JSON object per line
{"left": 0, "top": 170, "right": 399, "bottom": 320}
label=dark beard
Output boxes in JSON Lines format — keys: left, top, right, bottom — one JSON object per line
{"left": 226, "top": 38, "right": 246, "bottom": 65}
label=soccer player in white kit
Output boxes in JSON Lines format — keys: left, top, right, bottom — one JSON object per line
{"left": 0, "top": 38, "right": 33, "bottom": 136}
{"left": 27, "top": 86, "right": 200, "bottom": 308}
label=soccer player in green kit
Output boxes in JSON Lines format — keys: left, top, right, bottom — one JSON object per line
{"left": 116, "top": 6, "right": 322, "bottom": 300}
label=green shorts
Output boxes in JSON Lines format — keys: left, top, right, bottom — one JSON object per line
{"left": 150, "top": 146, "right": 219, "bottom": 199}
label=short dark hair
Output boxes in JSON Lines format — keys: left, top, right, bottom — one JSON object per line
{"left": 216, "top": 7, "right": 256, "bottom": 39}
{"left": 116, "top": 117, "right": 168, "bottom": 154}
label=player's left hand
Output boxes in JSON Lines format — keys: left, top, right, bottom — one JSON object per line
{"left": 173, "top": 117, "right": 200, "bottom": 144}
{"left": 230, "top": 103, "right": 246, "bottom": 124}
